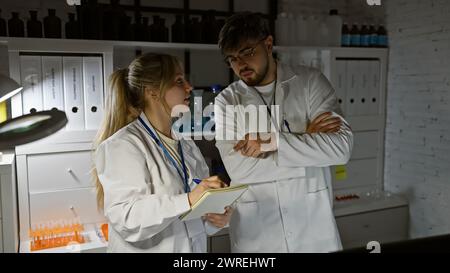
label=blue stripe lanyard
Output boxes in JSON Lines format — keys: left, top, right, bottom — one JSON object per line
{"left": 138, "top": 116, "right": 191, "bottom": 193}
{"left": 252, "top": 83, "right": 292, "bottom": 133}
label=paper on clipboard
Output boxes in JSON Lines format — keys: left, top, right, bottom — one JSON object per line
{"left": 180, "top": 184, "right": 248, "bottom": 221}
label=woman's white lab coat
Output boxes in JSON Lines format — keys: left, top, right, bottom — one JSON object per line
{"left": 214, "top": 63, "right": 353, "bottom": 253}
{"left": 95, "top": 112, "right": 219, "bottom": 253}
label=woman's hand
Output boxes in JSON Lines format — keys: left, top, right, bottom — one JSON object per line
{"left": 188, "top": 176, "right": 227, "bottom": 206}
{"left": 204, "top": 206, "right": 234, "bottom": 228}
{"left": 306, "top": 112, "right": 342, "bottom": 134}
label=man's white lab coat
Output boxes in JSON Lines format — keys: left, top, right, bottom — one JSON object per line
{"left": 95, "top": 112, "right": 219, "bottom": 252}
{"left": 214, "top": 63, "right": 353, "bottom": 253}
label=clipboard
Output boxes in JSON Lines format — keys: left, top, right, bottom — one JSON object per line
{"left": 180, "top": 184, "right": 248, "bottom": 221}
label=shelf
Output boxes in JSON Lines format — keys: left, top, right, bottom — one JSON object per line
{"left": 1, "top": 37, "right": 389, "bottom": 54}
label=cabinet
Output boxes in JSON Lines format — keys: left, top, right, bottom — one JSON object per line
{"left": 0, "top": 152, "right": 19, "bottom": 253}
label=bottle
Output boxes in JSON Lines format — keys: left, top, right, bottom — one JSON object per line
{"left": 275, "top": 12, "right": 289, "bottom": 46}
{"left": 132, "top": 13, "right": 145, "bottom": 41}
{"left": 118, "top": 15, "right": 132, "bottom": 41}
{"left": 306, "top": 15, "right": 320, "bottom": 46}
{"left": 27, "top": 11, "right": 43, "bottom": 38}
{"left": 369, "top": 24, "right": 378, "bottom": 47}
{"left": 318, "top": 16, "right": 329, "bottom": 47}
{"left": 189, "top": 17, "right": 203, "bottom": 43}
{"left": 142, "top": 17, "right": 151, "bottom": 41}
{"left": 171, "top": 15, "right": 185, "bottom": 43}
{"left": 81, "top": 0, "right": 103, "bottom": 40}
{"left": 44, "top": 9, "right": 61, "bottom": 38}
{"left": 350, "top": 23, "right": 360, "bottom": 47}
{"left": 0, "top": 9, "right": 6, "bottom": 36}
{"left": 287, "top": 13, "right": 296, "bottom": 46}
{"left": 377, "top": 24, "right": 388, "bottom": 48}
{"left": 149, "top": 15, "right": 161, "bottom": 42}
{"left": 295, "top": 14, "right": 308, "bottom": 46}
{"left": 326, "top": 9, "right": 343, "bottom": 47}
{"left": 65, "top": 13, "right": 81, "bottom": 39}
{"left": 159, "top": 18, "right": 169, "bottom": 42}
{"left": 341, "top": 23, "right": 351, "bottom": 47}
{"left": 360, "top": 24, "right": 370, "bottom": 47}
{"left": 103, "top": 0, "right": 124, "bottom": 40}
{"left": 8, "top": 12, "right": 25, "bottom": 37}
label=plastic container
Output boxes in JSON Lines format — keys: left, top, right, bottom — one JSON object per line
{"left": 326, "top": 9, "right": 343, "bottom": 47}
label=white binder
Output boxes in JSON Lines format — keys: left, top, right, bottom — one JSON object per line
{"left": 82, "top": 56, "right": 104, "bottom": 130}
{"left": 334, "top": 60, "right": 347, "bottom": 116}
{"left": 63, "top": 56, "right": 85, "bottom": 131}
{"left": 356, "top": 61, "right": 371, "bottom": 116}
{"left": 42, "top": 56, "right": 64, "bottom": 111}
{"left": 368, "top": 61, "right": 381, "bottom": 115}
{"left": 20, "top": 55, "right": 43, "bottom": 114}
{"left": 345, "top": 60, "right": 359, "bottom": 116}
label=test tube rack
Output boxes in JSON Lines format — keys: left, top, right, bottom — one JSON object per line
{"left": 29, "top": 218, "right": 86, "bottom": 251}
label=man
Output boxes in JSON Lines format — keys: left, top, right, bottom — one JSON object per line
{"left": 214, "top": 12, "right": 353, "bottom": 253}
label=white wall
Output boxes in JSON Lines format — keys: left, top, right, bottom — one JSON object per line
{"left": 384, "top": 0, "right": 450, "bottom": 239}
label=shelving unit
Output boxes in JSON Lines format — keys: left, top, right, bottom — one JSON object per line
{"left": 0, "top": 35, "right": 407, "bottom": 252}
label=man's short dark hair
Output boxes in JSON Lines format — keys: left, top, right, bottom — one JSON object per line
{"left": 218, "top": 12, "right": 271, "bottom": 54}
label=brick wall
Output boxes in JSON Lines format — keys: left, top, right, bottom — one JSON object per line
{"left": 384, "top": 0, "right": 450, "bottom": 239}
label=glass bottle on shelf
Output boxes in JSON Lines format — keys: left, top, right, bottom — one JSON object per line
{"left": 341, "top": 23, "right": 351, "bottom": 47}
{"left": 65, "top": 13, "right": 81, "bottom": 39}
{"left": 142, "top": 17, "right": 151, "bottom": 41}
{"left": 27, "top": 10, "right": 43, "bottom": 38}
{"left": 149, "top": 15, "right": 161, "bottom": 42}
{"left": 350, "top": 23, "right": 361, "bottom": 47}
{"left": 171, "top": 14, "right": 185, "bottom": 43}
{"left": 0, "top": 9, "right": 6, "bottom": 36}
{"left": 119, "top": 15, "right": 133, "bottom": 41}
{"left": 369, "top": 24, "right": 378, "bottom": 47}
{"left": 132, "top": 13, "right": 145, "bottom": 41}
{"left": 103, "top": 0, "right": 124, "bottom": 41}
{"left": 189, "top": 17, "right": 203, "bottom": 43}
{"left": 360, "top": 24, "right": 370, "bottom": 47}
{"left": 159, "top": 17, "right": 169, "bottom": 42}
{"left": 44, "top": 9, "right": 61, "bottom": 38}
{"left": 8, "top": 12, "right": 25, "bottom": 37}
{"left": 377, "top": 24, "right": 388, "bottom": 48}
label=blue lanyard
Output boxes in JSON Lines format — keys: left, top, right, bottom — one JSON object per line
{"left": 138, "top": 116, "right": 191, "bottom": 193}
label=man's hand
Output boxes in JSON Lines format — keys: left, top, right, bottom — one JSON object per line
{"left": 233, "top": 133, "right": 277, "bottom": 158}
{"left": 306, "top": 112, "right": 342, "bottom": 134}
{"left": 204, "top": 206, "right": 234, "bottom": 229}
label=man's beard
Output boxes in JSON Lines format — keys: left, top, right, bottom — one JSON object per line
{"left": 242, "top": 57, "right": 269, "bottom": 87}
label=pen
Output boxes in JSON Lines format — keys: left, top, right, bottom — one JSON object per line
{"left": 193, "top": 178, "right": 202, "bottom": 184}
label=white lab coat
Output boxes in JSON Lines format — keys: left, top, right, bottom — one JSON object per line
{"left": 95, "top": 112, "right": 220, "bottom": 253}
{"left": 214, "top": 63, "right": 353, "bottom": 253}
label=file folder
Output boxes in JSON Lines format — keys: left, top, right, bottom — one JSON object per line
{"left": 345, "top": 60, "right": 359, "bottom": 117}
{"left": 42, "top": 56, "right": 64, "bottom": 111}
{"left": 20, "top": 55, "right": 43, "bottom": 114}
{"left": 368, "top": 61, "right": 381, "bottom": 115}
{"left": 83, "top": 56, "right": 104, "bottom": 130}
{"left": 356, "top": 61, "right": 371, "bottom": 116}
{"left": 63, "top": 56, "right": 85, "bottom": 131}
{"left": 334, "top": 61, "right": 347, "bottom": 116}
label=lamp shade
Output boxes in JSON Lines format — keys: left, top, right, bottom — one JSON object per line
{"left": 0, "top": 110, "right": 68, "bottom": 150}
{"left": 0, "top": 74, "right": 23, "bottom": 103}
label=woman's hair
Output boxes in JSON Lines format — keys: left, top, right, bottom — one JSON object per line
{"left": 92, "top": 53, "right": 181, "bottom": 210}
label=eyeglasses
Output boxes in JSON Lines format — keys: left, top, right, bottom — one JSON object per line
{"left": 224, "top": 38, "right": 267, "bottom": 67}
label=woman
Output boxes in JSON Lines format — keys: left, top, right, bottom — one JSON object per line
{"left": 93, "top": 53, "right": 232, "bottom": 253}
